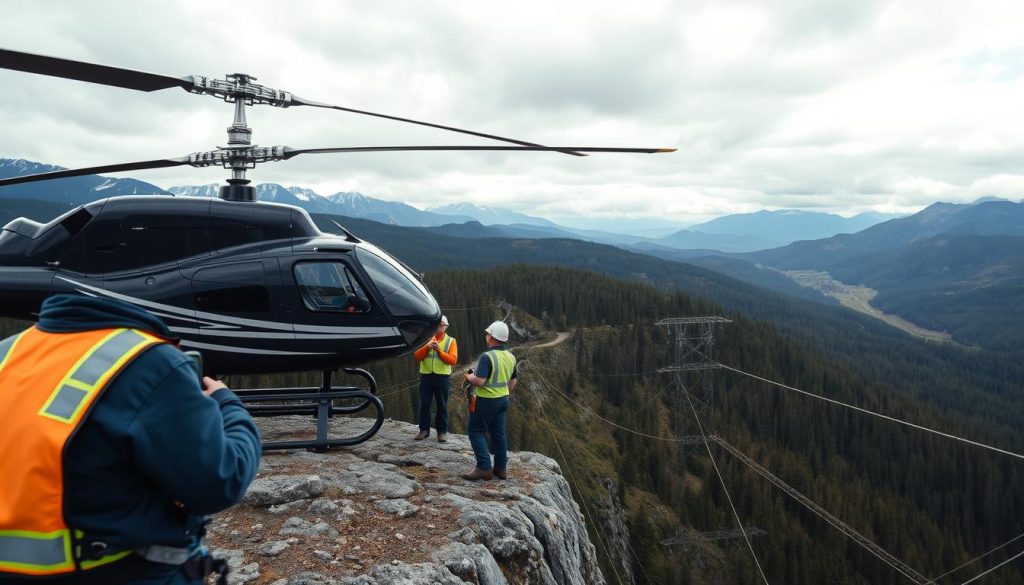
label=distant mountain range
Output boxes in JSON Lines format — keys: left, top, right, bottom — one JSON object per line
{"left": 689, "top": 199, "right": 1024, "bottom": 351}
{"left": 167, "top": 183, "right": 475, "bottom": 227}
{"left": 0, "top": 157, "right": 918, "bottom": 252}
{"left": 689, "top": 209, "right": 901, "bottom": 240}
{"left": 428, "top": 202, "right": 559, "bottom": 228}
{"left": 0, "top": 159, "right": 168, "bottom": 204}
{"left": 745, "top": 199, "right": 1024, "bottom": 269}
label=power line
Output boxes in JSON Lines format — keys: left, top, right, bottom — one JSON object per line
{"left": 530, "top": 337, "right": 922, "bottom": 583}
{"left": 540, "top": 417, "right": 627, "bottom": 585}
{"left": 519, "top": 323, "right": 1024, "bottom": 583}
{"left": 640, "top": 380, "right": 675, "bottom": 409}
{"left": 682, "top": 386, "right": 771, "bottom": 585}
{"left": 579, "top": 370, "right": 655, "bottom": 377}
{"left": 374, "top": 378, "right": 422, "bottom": 399}
{"left": 958, "top": 547, "right": 1024, "bottom": 585}
{"left": 712, "top": 435, "right": 928, "bottom": 584}
{"left": 717, "top": 361, "right": 1024, "bottom": 462}
{"left": 524, "top": 364, "right": 685, "bottom": 443}
{"left": 924, "top": 533, "right": 1024, "bottom": 584}
{"left": 527, "top": 365, "right": 658, "bottom": 585}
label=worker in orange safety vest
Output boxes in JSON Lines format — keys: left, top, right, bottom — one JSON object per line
{"left": 412, "top": 315, "right": 458, "bottom": 443}
{"left": 0, "top": 294, "right": 260, "bottom": 584}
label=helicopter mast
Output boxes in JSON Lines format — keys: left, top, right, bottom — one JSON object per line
{"left": 221, "top": 73, "right": 259, "bottom": 202}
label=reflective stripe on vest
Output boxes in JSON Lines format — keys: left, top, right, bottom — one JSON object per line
{"left": 419, "top": 334, "right": 454, "bottom": 375}
{"left": 0, "top": 327, "right": 166, "bottom": 576}
{"left": 476, "top": 349, "right": 516, "bottom": 398}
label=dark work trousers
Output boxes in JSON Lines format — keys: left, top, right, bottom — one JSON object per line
{"left": 418, "top": 374, "right": 451, "bottom": 434}
{"left": 468, "top": 395, "right": 509, "bottom": 471}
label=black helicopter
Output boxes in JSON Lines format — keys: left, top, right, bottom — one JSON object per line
{"left": 0, "top": 47, "right": 674, "bottom": 448}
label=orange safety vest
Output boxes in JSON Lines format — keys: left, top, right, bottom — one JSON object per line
{"left": 0, "top": 326, "right": 166, "bottom": 576}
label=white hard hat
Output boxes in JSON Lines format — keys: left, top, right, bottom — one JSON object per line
{"left": 440, "top": 315, "right": 449, "bottom": 325}
{"left": 485, "top": 321, "right": 509, "bottom": 342}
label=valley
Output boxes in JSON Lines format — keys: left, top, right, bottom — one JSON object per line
{"left": 2, "top": 161, "right": 1023, "bottom": 583}
{"left": 781, "top": 269, "right": 955, "bottom": 343}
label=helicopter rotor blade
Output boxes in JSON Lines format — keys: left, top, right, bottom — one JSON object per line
{"left": 0, "top": 157, "right": 191, "bottom": 188}
{"left": 0, "top": 48, "right": 640, "bottom": 161}
{"left": 283, "top": 145, "right": 676, "bottom": 158}
{"left": 0, "top": 145, "right": 676, "bottom": 188}
{"left": 289, "top": 95, "right": 588, "bottom": 157}
{"left": 0, "top": 48, "right": 194, "bottom": 92}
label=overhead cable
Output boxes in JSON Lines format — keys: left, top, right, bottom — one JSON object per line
{"left": 682, "top": 386, "right": 771, "bottom": 584}
{"left": 957, "top": 547, "right": 1024, "bottom": 585}
{"left": 716, "top": 362, "right": 1024, "bottom": 462}
{"left": 712, "top": 435, "right": 928, "bottom": 584}
{"left": 524, "top": 364, "right": 685, "bottom": 442}
{"left": 540, "top": 417, "right": 627, "bottom": 585}
{"left": 924, "top": 533, "right": 1024, "bottom": 584}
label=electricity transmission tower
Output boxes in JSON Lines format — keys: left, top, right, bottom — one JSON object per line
{"left": 656, "top": 316, "right": 731, "bottom": 437}
{"left": 657, "top": 316, "right": 760, "bottom": 553}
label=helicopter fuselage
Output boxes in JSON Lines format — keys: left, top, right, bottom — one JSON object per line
{"left": 0, "top": 195, "right": 441, "bottom": 374}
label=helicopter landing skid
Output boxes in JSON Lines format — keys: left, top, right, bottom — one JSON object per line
{"left": 235, "top": 368, "right": 384, "bottom": 451}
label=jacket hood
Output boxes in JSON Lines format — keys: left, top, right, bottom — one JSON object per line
{"left": 36, "top": 293, "right": 177, "bottom": 340}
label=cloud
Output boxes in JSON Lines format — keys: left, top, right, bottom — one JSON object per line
{"left": 2, "top": 0, "right": 1024, "bottom": 224}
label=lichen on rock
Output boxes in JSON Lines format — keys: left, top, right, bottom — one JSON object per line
{"left": 206, "top": 418, "right": 606, "bottom": 585}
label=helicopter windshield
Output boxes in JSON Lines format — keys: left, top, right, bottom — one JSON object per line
{"left": 294, "top": 262, "right": 371, "bottom": 313}
{"left": 356, "top": 244, "right": 439, "bottom": 318}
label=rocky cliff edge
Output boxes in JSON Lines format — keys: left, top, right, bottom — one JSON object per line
{"left": 206, "top": 417, "right": 607, "bottom": 585}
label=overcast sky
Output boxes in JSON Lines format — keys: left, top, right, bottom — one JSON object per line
{"left": 2, "top": 0, "right": 1023, "bottom": 226}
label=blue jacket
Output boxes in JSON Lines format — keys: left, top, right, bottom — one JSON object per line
{"left": 35, "top": 294, "right": 261, "bottom": 582}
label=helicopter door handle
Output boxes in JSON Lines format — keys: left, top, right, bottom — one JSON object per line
{"left": 45, "top": 261, "right": 60, "bottom": 269}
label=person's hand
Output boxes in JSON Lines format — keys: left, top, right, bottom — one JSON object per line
{"left": 202, "top": 376, "right": 228, "bottom": 397}
{"left": 429, "top": 341, "right": 440, "bottom": 350}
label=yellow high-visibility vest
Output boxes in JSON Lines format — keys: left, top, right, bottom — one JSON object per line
{"left": 419, "top": 334, "right": 454, "bottom": 375}
{"left": 476, "top": 349, "right": 516, "bottom": 398}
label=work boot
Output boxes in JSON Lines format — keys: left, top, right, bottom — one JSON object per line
{"left": 414, "top": 430, "right": 429, "bottom": 441}
{"left": 461, "top": 468, "right": 493, "bottom": 481}
{"left": 493, "top": 468, "right": 508, "bottom": 480}
{"left": 437, "top": 433, "right": 448, "bottom": 443}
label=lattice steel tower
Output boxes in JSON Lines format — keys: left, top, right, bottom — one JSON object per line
{"left": 656, "top": 316, "right": 731, "bottom": 437}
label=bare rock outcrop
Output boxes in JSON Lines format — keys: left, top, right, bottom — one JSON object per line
{"left": 593, "top": 478, "right": 635, "bottom": 584}
{"left": 207, "top": 418, "right": 606, "bottom": 585}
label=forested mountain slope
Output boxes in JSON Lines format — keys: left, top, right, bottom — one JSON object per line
{"left": 304, "top": 266, "right": 1024, "bottom": 584}
{"left": 316, "top": 213, "right": 1024, "bottom": 424}
{"left": 2, "top": 261, "right": 1021, "bottom": 584}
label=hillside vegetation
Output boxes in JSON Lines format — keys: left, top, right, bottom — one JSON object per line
{"left": 2, "top": 200, "right": 1020, "bottom": 583}
{"left": 215, "top": 264, "right": 1023, "bottom": 584}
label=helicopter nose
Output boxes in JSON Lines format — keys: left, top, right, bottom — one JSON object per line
{"left": 398, "top": 319, "right": 439, "bottom": 348}
{"left": 355, "top": 244, "right": 441, "bottom": 347}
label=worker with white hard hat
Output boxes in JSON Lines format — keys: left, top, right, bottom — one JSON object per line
{"left": 461, "top": 320, "right": 517, "bottom": 481}
{"left": 412, "top": 315, "right": 458, "bottom": 442}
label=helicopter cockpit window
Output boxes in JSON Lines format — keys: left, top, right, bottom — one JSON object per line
{"left": 355, "top": 245, "right": 439, "bottom": 318}
{"left": 293, "top": 262, "right": 371, "bottom": 314}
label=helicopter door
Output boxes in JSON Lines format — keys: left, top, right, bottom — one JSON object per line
{"left": 282, "top": 258, "right": 398, "bottom": 361}
{"left": 188, "top": 259, "right": 292, "bottom": 354}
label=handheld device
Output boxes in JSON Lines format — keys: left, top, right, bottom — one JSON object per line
{"left": 183, "top": 350, "right": 204, "bottom": 384}
{"left": 463, "top": 370, "right": 476, "bottom": 413}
